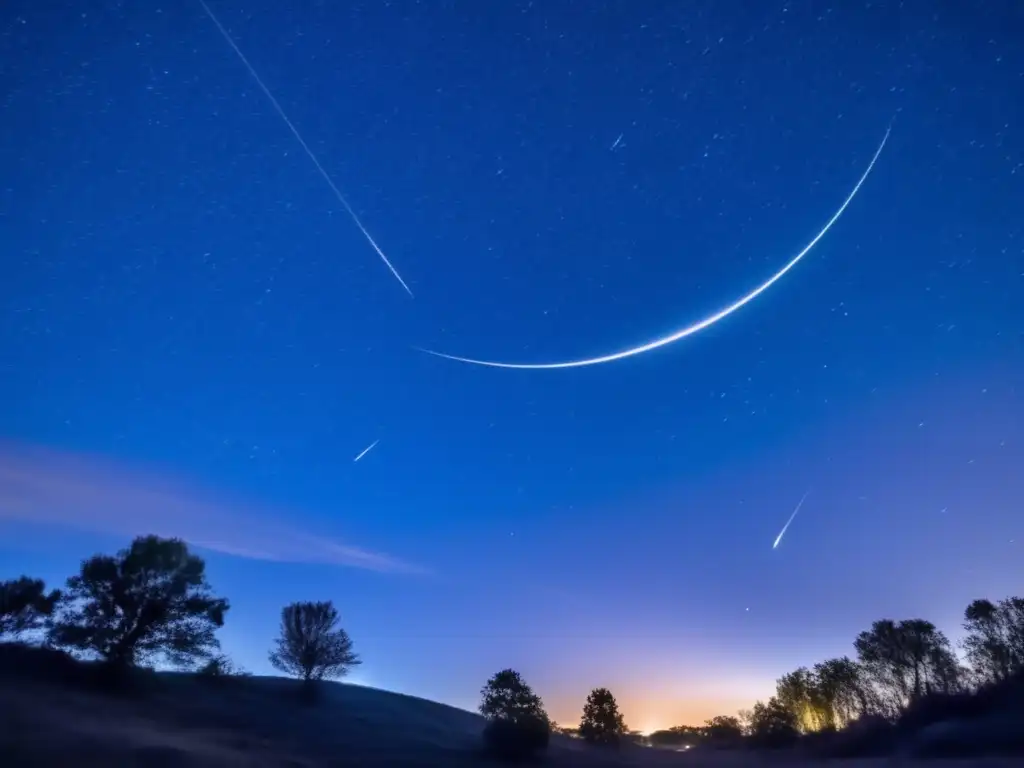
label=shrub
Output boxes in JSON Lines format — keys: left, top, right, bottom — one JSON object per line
{"left": 197, "top": 653, "right": 251, "bottom": 682}
{"left": 909, "top": 715, "right": 1024, "bottom": 757}
{"left": 750, "top": 725, "right": 799, "bottom": 749}
{"left": 898, "top": 690, "right": 985, "bottom": 732}
{"left": 812, "top": 714, "right": 897, "bottom": 758}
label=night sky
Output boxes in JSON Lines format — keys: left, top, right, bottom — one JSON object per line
{"left": 2, "top": 0, "right": 1022, "bottom": 732}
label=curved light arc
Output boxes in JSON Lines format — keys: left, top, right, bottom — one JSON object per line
{"left": 419, "top": 128, "right": 890, "bottom": 370}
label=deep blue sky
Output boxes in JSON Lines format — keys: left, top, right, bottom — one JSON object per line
{"left": 2, "top": 0, "right": 1022, "bottom": 730}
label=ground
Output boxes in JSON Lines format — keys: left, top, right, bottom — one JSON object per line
{"left": 0, "top": 652, "right": 1020, "bottom": 766}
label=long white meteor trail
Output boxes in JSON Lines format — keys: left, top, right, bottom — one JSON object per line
{"left": 773, "top": 490, "right": 810, "bottom": 549}
{"left": 419, "top": 127, "right": 890, "bottom": 369}
{"left": 353, "top": 440, "right": 380, "bottom": 463}
{"left": 198, "top": 0, "right": 414, "bottom": 297}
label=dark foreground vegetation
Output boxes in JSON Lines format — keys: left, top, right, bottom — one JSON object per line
{"left": 1, "top": 533, "right": 1022, "bottom": 765}
{"left": 634, "top": 601, "right": 1024, "bottom": 761}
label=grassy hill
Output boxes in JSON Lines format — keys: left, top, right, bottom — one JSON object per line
{"left": 1, "top": 643, "right": 1022, "bottom": 767}
{"left": 0, "top": 643, "right": 669, "bottom": 767}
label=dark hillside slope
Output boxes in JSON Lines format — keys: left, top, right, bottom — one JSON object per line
{"left": 0, "top": 644, "right": 665, "bottom": 767}
{"left": 5, "top": 645, "right": 1021, "bottom": 766}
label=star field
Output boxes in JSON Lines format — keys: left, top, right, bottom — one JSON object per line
{"left": 1, "top": 0, "right": 1022, "bottom": 729}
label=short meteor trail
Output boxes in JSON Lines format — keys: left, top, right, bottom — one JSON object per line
{"left": 773, "top": 490, "right": 810, "bottom": 549}
{"left": 198, "top": 0, "right": 413, "bottom": 297}
{"left": 419, "top": 126, "right": 890, "bottom": 369}
{"left": 353, "top": 439, "right": 380, "bottom": 463}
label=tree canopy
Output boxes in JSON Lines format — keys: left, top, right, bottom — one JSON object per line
{"left": 962, "top": 597, "right": 1024, "bottom": 684}
{"left": 479, "top": 668, "right": 549, "bottom": 723}
{"left": 268, "top": 600, "right": 361, "bottom": 682}
{"left": 479, "top": 669, "right": 550, "bottom": 759}
{"left": 704, "top": 714, "right": 743, "bottom": 741}
{"left": 49, "top": 535, "right": 228, "bottom": 668}
{"left": 0, "top": 577, "right": 61, "bottom": 639}
{"left": 775, "top": 667, "right": 823, "bottom": 732}
{"left": 811, "top": 656, "right": 872, "bottom": 728}
{"left": 578, "top": 687, "right": 627, "bottom": 746}
{"left": 749, "top": 696, "right": 799, "bottom": 745}
{"left": 854, "top": 618, "right": 962, "bottom": 714}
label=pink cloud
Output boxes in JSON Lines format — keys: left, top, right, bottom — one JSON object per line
{"left": 0, "top": 440, "right": 424, "bottom": 575}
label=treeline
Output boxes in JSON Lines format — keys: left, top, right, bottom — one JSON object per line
{"left": 0, "top": 535, "right": 360, "bottom": 690}
{"left": 3, "top": 533, "right": 1021, "bottom": 760}
{"left": 648, "top": 599, "right": 1024, "bottom": 751}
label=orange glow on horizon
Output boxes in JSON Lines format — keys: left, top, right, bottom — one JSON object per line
{"left": 546, "top": 690, "right": 761, "bottom": 734}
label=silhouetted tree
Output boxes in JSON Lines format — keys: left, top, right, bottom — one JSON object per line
{"left": 776, "top": 667, "right": 826, "bottom": 732}
{"left": 736, "top": 708, "right": 754, "bottom": 736}
{"left": 268, "top": 601, "right": 361, "bottom": 686}
{"left": 854, "top": 618, "right": 960, "bottom": 714}
{"left": 749, "top": 696, "right": 799, "bottom": 747}
{"left": 0, "top": 577, "right": 61, "bottom": 639}
{"left": 704, "top": 714, "right": 743, "bottom": 742}
{"left": 579, "top": 686, "right": 627, "bottom": 746}
{"left": 479, "top": 669, "right": 550, "bottom": 759}
{"left": 719, "top": 595, "right": 1024, "bottom": 753}
{"left": 812, "top": 657, "right": 873, "bottom": 727}
{"left": 49, "top": 535, "right": 228, "bottom": 669}
{"left": 480, "top": 668, "right": 547, "bottom": 722}
{"left": 962, "top": 597, "right": 1024, "bottom": 684}
{"left": 926, "top": 641, "right": 965, "bottom": 695}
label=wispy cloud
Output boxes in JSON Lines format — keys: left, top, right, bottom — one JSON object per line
{"left": 0, "top": 441, "right": 424, "bottom": 575}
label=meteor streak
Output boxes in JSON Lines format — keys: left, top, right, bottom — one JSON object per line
{"left": 420, "top": 127, "right": 890, "bottom": 369}
{"left": 353, "top": 439, "right": 380, "bottom": 463}
{"left": 773, "top": 489, "right": 810, "bottom": 549}
{"left": 198, "top": 0, "right": 414, "bottom": 297}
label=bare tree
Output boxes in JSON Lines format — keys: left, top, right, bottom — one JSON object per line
{"left": 269, "top": 601, "right": 361, "bottom": 683}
